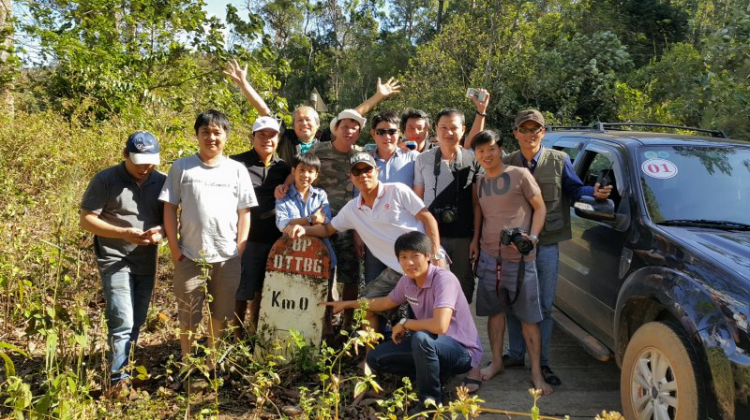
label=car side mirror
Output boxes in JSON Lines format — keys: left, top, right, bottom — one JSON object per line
{"left": 574, "top": 196, "right": 616, "bottom": 221}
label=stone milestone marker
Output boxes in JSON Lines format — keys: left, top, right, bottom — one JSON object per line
{"left": 257, "top": 235, "right": 331, "bottom": 345}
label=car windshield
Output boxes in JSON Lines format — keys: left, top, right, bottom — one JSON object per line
{"left": 638, "top": 144, "right": 750, "bottom": 226}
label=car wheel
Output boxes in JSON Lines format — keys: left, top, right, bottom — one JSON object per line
{"left": 621, "top": 321, "right": 703, "bottom": 420}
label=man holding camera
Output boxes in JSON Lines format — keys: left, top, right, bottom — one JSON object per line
{"left": 413, "top": 102, "right": 487, "bottom": 304}
{"left": 468, "top": 130, "right": 551, "bottom": 395}
{"left": 500, "top": 110, "right": 612, "bottom": 387}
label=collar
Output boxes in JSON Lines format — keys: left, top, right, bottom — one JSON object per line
{"left": 520, "top": 146, "right": 545, "bottom": 170}
{"left": 410, "top": 264, "right": 437, "bottom": 290}
{"left": 375, "top": 147, "right": 402, "bottom": 161}
{"left": 357, "top": 182, "right": 385, "bottom": 210}
{"left": 116, "top": 162, "right": 154, "bottom": 186}
{"left": 249, "top": 149, "right": 280, "bottom": 166}
{"left": 289, "top": 183, "right": 319, "bottom": 200}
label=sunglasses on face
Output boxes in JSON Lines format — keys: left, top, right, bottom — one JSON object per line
{"left": 516, "top": 126, "right": 544, "bottom": 135}
{"left": 350, "top": 165, "right": 375, "bottom": 176}
{"left": 375, "top": 128, "right": 399, "bottom": 136}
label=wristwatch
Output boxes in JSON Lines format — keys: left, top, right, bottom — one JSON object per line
{"left": 529, "top": 234, "right": 539, "bottom": 244}
{"left": 306, "top": 215, "right": 313, "bottom": 225}
{"left": 432, "top": 253, "right": 443, "bottom": 262}
{"left": 399, "top": 318, "right": 408, "bottom": 329}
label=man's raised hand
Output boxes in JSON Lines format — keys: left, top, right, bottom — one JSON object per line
{"left": 376, "top": 77, "right": 401, "bottom": 99}
{"left": 470, "top": 88, "right": 490, "bottom": 114}
{"left": 223, "top": 59, "right": 248, "bottom": 85}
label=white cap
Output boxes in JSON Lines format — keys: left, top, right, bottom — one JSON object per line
{"left": 252, "top": 116, "right": 281, "bottom": 133}
{"left": 329, "top": 109, "right": 366, "bottom": 133}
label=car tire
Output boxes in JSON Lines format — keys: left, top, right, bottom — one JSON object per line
{"left": 620, "top": 321, "right": 704, "bottom": 420}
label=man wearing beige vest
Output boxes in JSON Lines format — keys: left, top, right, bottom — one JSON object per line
{"left": 500, "top": 110, "right": 611, "bottom": 387}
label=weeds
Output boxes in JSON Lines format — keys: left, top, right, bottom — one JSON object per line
{"left": 0, "top": 112, "right": 623, "bottom": 419}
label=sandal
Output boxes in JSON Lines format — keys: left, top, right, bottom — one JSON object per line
{"left": 541, "top": 365, "right": 562, "bottom": 386}
{"left": 460, "top": 377, "right": 482, "bottom": 394}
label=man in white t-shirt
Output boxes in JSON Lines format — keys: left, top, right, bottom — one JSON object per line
{"left": 160, "top": 110, "right": 257, "bottom": 371}
{"left": 285, "top": 153, "right": 445, "bottom": 331}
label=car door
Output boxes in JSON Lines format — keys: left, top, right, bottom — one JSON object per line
{"left": 555, "top": 141, "right": 631, "bottom": 348}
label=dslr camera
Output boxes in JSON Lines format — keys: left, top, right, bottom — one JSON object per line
{"left": 501, "top": 228, "right": 535, "bottom": 255}
{"left": 433, "top": 205, "right": 458, "bottom": 224}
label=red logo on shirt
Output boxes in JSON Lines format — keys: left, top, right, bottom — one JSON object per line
{"left": 384, "top": 203, "right": 390, "bottom": 210}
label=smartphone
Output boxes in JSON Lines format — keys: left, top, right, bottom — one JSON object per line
{"left": 466, "top": 88, "right": 487, "bottom": 102}
{"left": 597, "top": 171, "right": 611, "bottom": 188}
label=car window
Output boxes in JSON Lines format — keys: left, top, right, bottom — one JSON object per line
{"left": 637, "top": 145, "right": 750, "bottom": 224}
{"left": 577, "top": 147, "right": 624, "bottom": 211}
{"left": 547, "top": 137, "right": 584, "bottom": 163}
{"left": 554, "top": 146, "right": 580, "bottom": 162}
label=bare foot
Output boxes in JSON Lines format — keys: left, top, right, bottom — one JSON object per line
{"left": 480, "top": 362, "right": 504, "bottom": 381}
{"left": 530, "top": 372, "right": 554, "bottom": 396}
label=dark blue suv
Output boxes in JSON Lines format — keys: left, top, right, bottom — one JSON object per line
{"left": 542, "top": 123, "right": 750, "bottom": 420}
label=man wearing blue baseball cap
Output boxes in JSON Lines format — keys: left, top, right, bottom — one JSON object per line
{"left": 80, "top": 131, "right": 166, "bottom": 397}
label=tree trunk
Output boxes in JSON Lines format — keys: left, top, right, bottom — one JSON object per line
{"left": 0, "top": 0, "right": 13, "bottom": 118}
{"left": 436, "top": 0, "right": 444, "bottom": 33}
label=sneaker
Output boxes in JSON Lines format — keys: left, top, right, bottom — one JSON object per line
{"left": 502, "top": 354, "right": 525, "bottom": 368}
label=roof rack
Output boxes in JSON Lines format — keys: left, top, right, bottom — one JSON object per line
{"left": 547, "top": 122, "right": 728, "bottom": 138}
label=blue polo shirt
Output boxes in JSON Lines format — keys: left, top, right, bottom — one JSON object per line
{"left": 373, "top": 148, "right": 419, "bottom": 188}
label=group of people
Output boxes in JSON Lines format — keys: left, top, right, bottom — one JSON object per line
{"left": 80, "top": 59, "right": 612, "bottom": 411}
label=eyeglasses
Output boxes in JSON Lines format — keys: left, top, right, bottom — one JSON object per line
{"left": 350, "top": 165, "right": 375, "bottom": 176}
{"left": 516, "top": 126, "right": 544, "bottom": 135}
{"left": 375, "top": 128, "right": 399, "bottom": 136}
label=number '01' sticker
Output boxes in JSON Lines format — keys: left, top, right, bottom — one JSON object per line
{"left": 642, "top": 158, "right": 678, "bottom": 179}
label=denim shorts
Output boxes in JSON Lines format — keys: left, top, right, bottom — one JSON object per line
{"left": 475, "top": 251, "right": 543, "bottom": 323}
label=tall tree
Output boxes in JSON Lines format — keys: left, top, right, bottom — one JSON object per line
{"left": 19, "top": 0, "right": 228, "bottom": 120}
{"left": 0, "top": 0, "right": 13, "bottom": 117}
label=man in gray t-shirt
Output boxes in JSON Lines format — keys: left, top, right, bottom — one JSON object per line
{"left": 80, "top": 131, "right": 166, "bottom": 392}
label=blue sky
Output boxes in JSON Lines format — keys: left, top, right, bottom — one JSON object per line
{"left": 205, "top": 0, "right": 245, "bottom": 22}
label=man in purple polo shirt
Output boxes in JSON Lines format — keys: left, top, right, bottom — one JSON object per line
{"left": 324, "top": 231, "right": 482, "bottom": 416}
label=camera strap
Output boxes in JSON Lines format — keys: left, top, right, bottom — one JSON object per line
{"left": 431, "top": 148, "right": 475, "bottom": 205}
{"left": 495, "top": 252, "right": 526, "bottom": 306}
{"left": 495, "top": 254, "right": 503, "bottom": 295}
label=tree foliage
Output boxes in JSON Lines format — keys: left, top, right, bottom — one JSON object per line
{"left": 7, "top": 0, "right": 750, "bottom": 138}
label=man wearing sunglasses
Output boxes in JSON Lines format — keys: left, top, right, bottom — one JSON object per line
{"left": 500, "top": 109, "right": 612, "bottom": 388}
{"left": 285, "top": 153, "right": 446, "bottom": 333}
{"left": 361, "top": 111, "right": 420, "bottom": 285}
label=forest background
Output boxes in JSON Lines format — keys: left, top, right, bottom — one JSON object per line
{"left": 0, "top": 0, "right": 748, "bottom": 419}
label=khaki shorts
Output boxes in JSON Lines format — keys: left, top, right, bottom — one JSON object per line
{"left": 173, "top": 256, "right": 241, "bottom": 326}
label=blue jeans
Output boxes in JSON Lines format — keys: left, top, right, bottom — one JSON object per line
{"left": 367, "top": 331, "right": 472, "bottom": 403}
{"left": 506, "top": 244, "right": 558, "bottom": 366}
{"left": 101, "top": 270, "right": 155, "bottom": 382}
